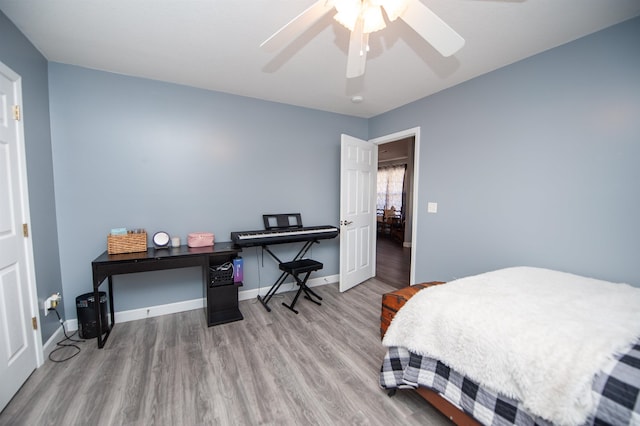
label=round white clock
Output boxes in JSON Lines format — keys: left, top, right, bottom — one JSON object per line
{"left": 152, "top": 231, "right": 170, "bottom": 248}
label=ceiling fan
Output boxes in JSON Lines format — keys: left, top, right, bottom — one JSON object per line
{"left": 260, "top": 0, "right": 465, "bottom": 78}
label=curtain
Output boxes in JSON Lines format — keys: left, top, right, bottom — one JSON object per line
{"left": 377, "top": 165, "right": 406, "bottom": 215}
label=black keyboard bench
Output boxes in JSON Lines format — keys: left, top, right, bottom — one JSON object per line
{"left": 279, "top": 259, "right": 323, "bottom": 314}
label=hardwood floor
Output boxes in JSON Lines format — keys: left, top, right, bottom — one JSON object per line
{"left": 376, "top": 235, "right": 411, "bottom": 289}
{"left": 0, "top": 279, "right": 450, "bottom": 426}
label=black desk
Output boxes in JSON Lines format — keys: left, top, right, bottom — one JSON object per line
{"left": 91, "top": 242, "right": 242, "bottom": 348}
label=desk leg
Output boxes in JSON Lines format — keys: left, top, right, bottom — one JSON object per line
{"left": 94, "top": 284, "right": 104, "bottom": 349}
{"left": 95, "top": 276, "right": 114, "bottom": 349}
{"left": 108, "top": 276, "right": 115, "bottom": 327}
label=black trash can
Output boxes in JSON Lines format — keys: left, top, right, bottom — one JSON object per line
{"left": 76, "top": 292, "right": 108, "bottom": 339}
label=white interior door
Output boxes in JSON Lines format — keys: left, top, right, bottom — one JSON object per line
{"left": 339, "top": 134, "right": 377, "bottom": 292}
{"left": 0, "top": 62, "right": 39, "bottom": 411}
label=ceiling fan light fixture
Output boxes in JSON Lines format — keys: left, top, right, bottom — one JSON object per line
{"left": 334, "top": 0, "right": 361, "bottom": 30}
{"left": 361, "top": 5, "right": 386, "bottom": 33}
{"left": 333, "top": 0, "right": 389, "bottom": 34}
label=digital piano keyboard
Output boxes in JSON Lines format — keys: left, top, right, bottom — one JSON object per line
{"left": 231, "top": 225, "right": 339, "bottom": 247}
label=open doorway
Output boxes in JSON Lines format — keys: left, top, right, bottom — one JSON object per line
{"left": 372, "top": 131, "right": 418, "bottom": 289}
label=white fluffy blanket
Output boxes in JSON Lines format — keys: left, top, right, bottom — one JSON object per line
{"left": 382, "top": 267, "right": 640, "bottom": 426}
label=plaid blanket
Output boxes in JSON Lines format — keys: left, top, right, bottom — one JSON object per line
{"left": 380, "top": 342, "right": 640, "bottom": 426}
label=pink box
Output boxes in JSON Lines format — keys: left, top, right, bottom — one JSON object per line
{"left": 187, "top": 232, "right": 214, "bottom": 248}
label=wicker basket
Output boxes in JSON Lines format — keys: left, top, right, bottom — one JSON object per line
{"left": 107, "top": 232, "right": 148, "bottom": 254}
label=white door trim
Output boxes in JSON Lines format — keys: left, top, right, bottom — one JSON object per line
{"left": 0, "top": 61, "right": 43, "bottom": 367}
{"left": 369, "top": 126, "right": 420, "bottom": 285}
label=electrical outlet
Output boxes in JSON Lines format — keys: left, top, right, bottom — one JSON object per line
{"left": 43, "top": 293, "right": 61, "bottom": 316}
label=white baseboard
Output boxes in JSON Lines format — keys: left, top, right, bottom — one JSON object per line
{"left": 65, "top": 298, "right": 206, "bottom": 331}
{"left": 42, "top": 324, "right": 66, "bottom": 360}
{"left": 64, "top": 273, "right": 339, "bottom": 331}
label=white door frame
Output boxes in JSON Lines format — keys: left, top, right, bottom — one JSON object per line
{"left": 370, "top": 126, "right": 420, "bottom": 285}
{"left": 0, "top": 61, "right": 43, "bottom": 367}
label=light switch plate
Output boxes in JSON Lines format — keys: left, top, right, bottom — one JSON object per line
{"left": 427, "top": 202, "right": 438, "bottom": 213}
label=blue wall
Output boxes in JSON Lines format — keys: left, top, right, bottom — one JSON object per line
{"left": 48, "top": 63, "right": 367, "bottom": 318}
{"left": 0, "top": 11, "right": 63, "bottom": 341}
{"left": 370, "top": 17, "right": 640, "bottom": 286}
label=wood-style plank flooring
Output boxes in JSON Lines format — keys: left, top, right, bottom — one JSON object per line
{"left": 376, "top": 236, "right": 411, "bottom": 289}
{"left": 0, "top": 279, "right": 450, "bottom": 426}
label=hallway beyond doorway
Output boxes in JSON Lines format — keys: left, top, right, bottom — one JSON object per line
{"left": 375, "top": 237, "right": 411, "bottom": 289}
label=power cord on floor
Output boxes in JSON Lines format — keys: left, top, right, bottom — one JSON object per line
{"left": 48, "top": 307, "right": 84, "bottom": 363}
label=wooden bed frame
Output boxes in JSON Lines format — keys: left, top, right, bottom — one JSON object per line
{"left": 381, "top": 283, "right": 481, "bottom": 426}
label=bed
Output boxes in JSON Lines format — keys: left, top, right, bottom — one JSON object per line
{"left": 379, "top": 267, "right": 640, "bottom": 426}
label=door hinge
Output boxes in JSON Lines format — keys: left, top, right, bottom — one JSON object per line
{"left": 13, "top": 105, "right": 21, "bottom": 121}
{"left": 32, "top": 317, "right": 38, "bottom": 330}
{"left": 23, "top": 223, "right": 29, "bottom": 237}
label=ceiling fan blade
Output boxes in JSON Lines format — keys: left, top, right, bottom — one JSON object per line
{"left": 260, "top": 0, "right": 335, "bottom": 53}
{"left": 346, "top": 18, "right": 368, "bottom": 78}
{"left": 399, "top": 0, "right": 465, "bottom": 57}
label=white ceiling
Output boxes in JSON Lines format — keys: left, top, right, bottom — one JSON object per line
{"left": 1, "top": 0, "right": 639, "bottom": 118}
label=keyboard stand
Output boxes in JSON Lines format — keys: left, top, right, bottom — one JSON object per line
{"left": 256, "top": 239, "right": 319, "bottom": 312}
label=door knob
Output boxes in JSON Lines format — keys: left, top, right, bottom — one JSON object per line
{"left": 341, "top": 220, "right": 353, "bottom": 226}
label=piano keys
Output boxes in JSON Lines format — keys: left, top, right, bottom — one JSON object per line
{"left": 231, "top": 225, "right": 339, "bottom": 247}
